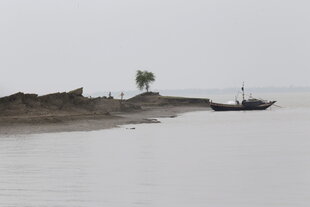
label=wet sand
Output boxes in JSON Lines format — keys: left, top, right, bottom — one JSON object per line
{"left": 0, "top": 106, "right": 210, "bottom": 135}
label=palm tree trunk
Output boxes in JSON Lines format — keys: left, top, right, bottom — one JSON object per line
{"left": 146, "top": 84, "right": 149, "bottom": 92}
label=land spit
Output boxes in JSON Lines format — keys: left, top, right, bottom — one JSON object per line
{"left": 0, "top": 88, "right": 210, "bottom": 135}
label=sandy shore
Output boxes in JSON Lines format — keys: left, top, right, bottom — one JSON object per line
{"left": 0, "top": 106, "right": 210, "bottom": 135}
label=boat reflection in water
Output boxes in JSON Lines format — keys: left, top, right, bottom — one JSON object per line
{"left": 210, "top": 84, "right": 276, "bottom": 111}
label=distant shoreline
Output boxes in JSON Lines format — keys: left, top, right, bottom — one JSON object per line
{"left": 85, "top": 87, "right": 310, "bottom": 100}
{"left": 2, "top": 86, "right": 310, "bottom": 98}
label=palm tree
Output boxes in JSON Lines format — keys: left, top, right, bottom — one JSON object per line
{"left": 135, "top": 70, "right": 155, "bottom": 92}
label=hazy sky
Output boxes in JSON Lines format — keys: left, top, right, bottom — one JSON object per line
{"left": 0, "top": 0, "right": 309, "bottom": 95}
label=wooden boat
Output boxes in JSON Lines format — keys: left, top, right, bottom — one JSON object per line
{"left": 210, "top": 84, "right": 276, "bottom": 111}
{"left": 210, "top": 100, "right": 276, "bottom": 111}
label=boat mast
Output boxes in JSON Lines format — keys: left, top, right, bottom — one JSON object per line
{"left": 241, "top": 82, "right": 245, "bottom": 101}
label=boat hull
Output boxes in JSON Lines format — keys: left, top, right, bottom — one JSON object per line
{"left": 210, "top": 101, "right": 276, "bottom": 111}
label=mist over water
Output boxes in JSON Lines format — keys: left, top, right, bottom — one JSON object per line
{"left": 1, "top": 92, "right": 310, "bottom": 207}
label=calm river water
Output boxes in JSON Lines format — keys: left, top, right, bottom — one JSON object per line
{"left": 1, "top": 93, "right": 310, "bottom": 207}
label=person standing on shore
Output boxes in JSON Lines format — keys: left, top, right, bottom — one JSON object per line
{"left": 120, "top": 92, "right": 124, "bottom": 101}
